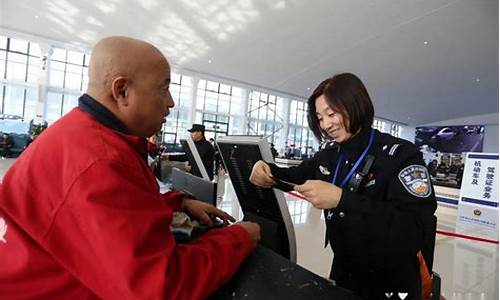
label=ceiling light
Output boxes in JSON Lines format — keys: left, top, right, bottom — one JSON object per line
{"left": 307, "top": 87, "right": 310, "bottom": 90}
{"left": 475, "top": 78, "right": 480, "bottom": 82}
{"left": 34, "top": 15, "right": 39, "bottom": 19}
{"left": 208, "top": 59, "right": 212, "bottom": 64}
{"left": 423, "top": 41, "right": 429, "bottom": 45}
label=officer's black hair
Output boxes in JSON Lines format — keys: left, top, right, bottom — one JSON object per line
{"left": 307, "top": 73, "right": 374, "bottom": 141}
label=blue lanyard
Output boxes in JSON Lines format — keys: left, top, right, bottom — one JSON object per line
{"left": 332, "top": 128, "right": 375, "bottom": 188}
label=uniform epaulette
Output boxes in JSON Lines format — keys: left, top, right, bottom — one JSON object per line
{"left": 381, "top": 142, "right": 401, "bottom": 157}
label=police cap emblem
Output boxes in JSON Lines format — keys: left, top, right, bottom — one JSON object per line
{"left": 398, "top": 165, "right": 431, "bottom": 198}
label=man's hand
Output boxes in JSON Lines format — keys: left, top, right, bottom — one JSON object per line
{"left": 182, "top": 198, "right": 235, "bottom": 226}
{"left": 233, "top": 221, "right": 261, "bottom": 246}
{"left": 294, "top": 180, "right": 343, "bottom": 209}
{"left": 249, "top": 160, "right": 275, "bottom": 188}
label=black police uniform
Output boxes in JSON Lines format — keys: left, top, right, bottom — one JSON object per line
{"left": 269, "top": 128, "right": 437, "bottom": 299}
{"left": 169, "top": 137, "right": 215, "bottom": 180}
{"left": 192, "top": 137, "right": 215, "bottom": 180}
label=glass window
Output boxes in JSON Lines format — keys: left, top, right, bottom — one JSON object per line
{"left": 248, "top": 91, "right": 287, "bottom": 149}
{"left": 65, "top": 64, "right": 82, "bottom": 90}
{"left": 46, "top": 92, "right": 63, "bottom": 124}
{"left": 0, "top": 35, "right": 43, "bottom": 122}
{"left": 160, "top": 73, "right": 193, "bottom": 144}
{"left": 3, "top": 85, "right": 25, "bottom": 117}
{"left": 9, "top": 38, "right": 28, "bottom": 53}
{"left": 391, "top": 123, "right": 400, "bottom": 137}
{"left": 0, "top": 50, "right": 6, "bottom": 78}
{"left": 66, "top": 51, "right": 84, "bottom": 65}
{"left": 287, "top": 99, "right": 314, "bottom": 158}
{"left": 24, "top": 87, "right": 38, "bottom": 121}
{"left": 82, "top": 68, "right": 89, "bottom": 91}
{"left": 49, "top": 61, "right": 65, "bottom": 88}
{"left": 27, "top": 63, "right": 40, "bottom": 84}
{"left": 171, "top": 72, "right": 181, "bottom": 84}
{"left": 206, "top": 81, "right": 219, "bottom": 92}
{"left": 29, "top": 43, "right": 41, "bottom": 57}
{"left": 6, "top": 53, "right": 27, "bottom": 81}
{"left": 0, "top": 36, "right": 7, "bottom": 49}
{"left": 48, "top": 47, "right": 89, "bottom": 92}
{"left": 62, "top": 94, "right": 79, "bottom": 115}
{"left": 51, "top": 48, "right": 66, "bottom": 61}
{"left": 219, "top": 84, "right": 231, "bottom": 94}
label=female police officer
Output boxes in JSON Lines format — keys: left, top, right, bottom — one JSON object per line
{"left": 250, "top": 73, "right": 437, "bottom": 299}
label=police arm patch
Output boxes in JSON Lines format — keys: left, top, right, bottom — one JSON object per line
{"left": 398, "top": 165, "right": 431, "bottom": 198}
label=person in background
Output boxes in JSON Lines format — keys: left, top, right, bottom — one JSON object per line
{"left": 437, "top": 162, "right": 448, "bottom": 175}
{"left": 250, "top": 73, "right": 436, "bottom": 299}
{"left": 0, "top": 36, "right": 260, "bottom": 300}
{"left": 146, "top": 133, "right": 163, "bottom": 179}
{"left": 427, "top": 159, "right": 438, "bottom": 177}
{"left": 187, "top": 124, "right": 215, "bottom": 180}
{"left": 146, "top": 133, "right": 161, "bottom": 158}
{"left": 0, "top": 132, "right": 13, "bottom": 159}
{"left": 167, "top": 124, "right": 215, "bottom": 180}
{"left": 270, "top": 143, "right": 279, "bottom": 159}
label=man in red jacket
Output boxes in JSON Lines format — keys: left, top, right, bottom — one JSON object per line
{"left": 0, "top": 36, "right": 260, "bottom": 300}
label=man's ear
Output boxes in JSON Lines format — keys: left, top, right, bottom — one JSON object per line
{"left": 111, "top": 76, "right": 128, "bottom": 106}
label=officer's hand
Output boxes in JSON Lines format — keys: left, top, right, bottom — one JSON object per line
{"left": 234, "top": 221, "right": 261, "bottom": 247}
{"left": 294, "top": 180, "right": 342, "bottom": 209}
{"left": 182, "top": 198, "right": 236, "bottom": 226}
{"left": 249, "top": 160, "right": 275, "bottom": 188}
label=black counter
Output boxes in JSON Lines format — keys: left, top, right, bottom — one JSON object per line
{"left": 210, "top": 246, "right": 361, "bottom": 300}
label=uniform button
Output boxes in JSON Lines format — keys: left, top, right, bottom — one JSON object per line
{"left": 339, "top": 212, "right": 345, "bottom": 218}
{"left": 349, "top": 187, "right": 354, "bottom": 192}
{"left": 345, "top": 160, "right": 349, "bottom": 165}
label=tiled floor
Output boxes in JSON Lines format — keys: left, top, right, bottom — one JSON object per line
{"left": 1, "top": 158, "right": 498, "bottom": 299}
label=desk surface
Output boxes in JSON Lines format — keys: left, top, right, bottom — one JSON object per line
{"left": 210, "top": 246, "right": 361, "bottom": 300}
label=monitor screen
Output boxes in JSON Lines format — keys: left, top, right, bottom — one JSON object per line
{"left": 171, "top": 167, "right": 216, "bottom": 206}
{"left": 180, "top": 138, "right": 210, "bottom": 181}
{"left": 216, "top": 135, "right": 296, "bottom": 262}
{"left": 415, "top": 125, "right": 484, "bottom": 153}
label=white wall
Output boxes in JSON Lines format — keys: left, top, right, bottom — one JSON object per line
{"left": 421, "top": 112, "right": 499, "bottom": 153}
{"left": 399, "top": 125, "right": 416, "bottom": 143}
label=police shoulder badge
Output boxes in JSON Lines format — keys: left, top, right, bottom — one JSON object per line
{"left": 319, "top": 165, "right": 331, "bottom": 175}
{"left": 398, "top": 165, "right": 431, "bottom": 198}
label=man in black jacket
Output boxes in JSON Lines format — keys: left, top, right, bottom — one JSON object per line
{"left": 187, "top": 124, "right": 215, "bottom": 180}
{"left": 167, "top": 124, "right": 215, "bottom": 180}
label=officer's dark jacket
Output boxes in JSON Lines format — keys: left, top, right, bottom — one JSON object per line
{"left": 192, "top": 137, "right": 215, "bottom": 180}
{"left": 269, "top": 128, "right": 437, "bottom": 288}
{"left": 169, "top": 137, "right": 215, "bottom": 180}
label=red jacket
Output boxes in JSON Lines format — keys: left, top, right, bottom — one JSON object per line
{"left": 0, "top": 108, "right": 254, "bottom": 299}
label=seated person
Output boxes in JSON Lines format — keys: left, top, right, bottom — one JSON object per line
{"left": 0, "top": 132, "right": 13, "bottom": 158}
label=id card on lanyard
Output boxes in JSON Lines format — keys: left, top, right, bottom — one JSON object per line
{"left": 326, "top": 128, "right": 375, "bottom": 220}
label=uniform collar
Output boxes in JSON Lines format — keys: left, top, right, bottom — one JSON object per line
{"left": 78, "top": 93, "right": 148, "bottom": 161}
{"left": 339, "top": 127, "right": 372, "bottom": 157}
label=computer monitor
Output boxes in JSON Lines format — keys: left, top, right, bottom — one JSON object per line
{"left": 180, "top": 137, "right": 211, "bottom": 181}
{"left": 215, "top": 135, "right": 297, "bottom": 262}
{"left": 171, "top": 167, "right": 216, "bottom": 206}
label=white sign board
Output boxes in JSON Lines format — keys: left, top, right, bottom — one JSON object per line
{"left": 457, "top": 153, "right": 498, "bottom": 235}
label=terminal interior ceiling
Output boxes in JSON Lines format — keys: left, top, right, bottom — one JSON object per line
{"left": 1, "top": 0, "right": 498, "bottom": 126}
